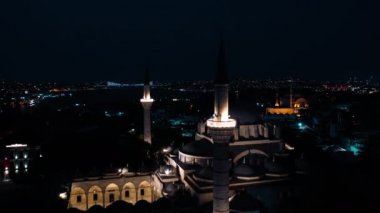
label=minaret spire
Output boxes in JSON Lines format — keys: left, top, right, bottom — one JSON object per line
{"left": 275, "top": 92, "right": 280, "bottom": 107}
{"left": 207, "top": 41, "right": 236, "bottom": 213}
{"left": 213, "top": 41, "right": 230, "bottom": 122}
{"left": 143, "top": 68, "right": 151, "bottom": 100}
{"left": 289, "top": 79, "right": 293, "bottom": 108}
{"left": 141, "top": 68, "right": 154, "bottom": 145}
{"left": 215, "top": 40, "right": 229, "bottom": 84}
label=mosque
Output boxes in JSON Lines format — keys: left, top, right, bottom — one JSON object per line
{"left": 68, "top": 42, "right": 300, "bottom": 212}
{"left": 265, "top": 83, "right": 309, "bottom": 122}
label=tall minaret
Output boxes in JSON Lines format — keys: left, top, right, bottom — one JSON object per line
{"left": 140, "top": 69, "right": 154, "bottom": 145}
{"left": 275, "top": 92, "right": 280, "bottom": 107}
{"left": 289, "top": 80, "right": 293, "bottom": 108}
{"left": 207, "top": 41, "right": 236, "bottom": 213}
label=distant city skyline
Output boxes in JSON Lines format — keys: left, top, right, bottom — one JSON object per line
{"left": 0, "top": 0, "right": 378, "bottom": 82}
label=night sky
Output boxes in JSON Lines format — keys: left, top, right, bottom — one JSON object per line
{"left": 0, "top": 0, "right": 379, "bottom": 82}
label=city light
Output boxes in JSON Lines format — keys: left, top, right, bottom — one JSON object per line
{"left": 6, "top": 144, "right": 27, "bottom": 148}
{"left": 285, "top": 143, "right": 295, "bottom": 151}
{"left": 164, "top": 169, "right": 171, "bottom": 175}
{"left": 349, "top": 145, "right": 360, "bottom": 156}
{"left": 4, "top": 167, "right": 9, "bottom": 175}
{"left": 59, "top": 192, "right": 68, "bottom": 200}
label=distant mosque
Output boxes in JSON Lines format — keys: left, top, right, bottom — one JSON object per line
{"left": 265, "top": 82, "right": 309, "bottom": 120}
{"left": 68, "top": 42, "right": 306, "bottom": 212}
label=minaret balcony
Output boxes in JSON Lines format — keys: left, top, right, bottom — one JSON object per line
{"left": 140, "top": 98, "right": 154, "bottom": 103}
{"left": 207, "top": 118, "right": 236, "bottom": 129}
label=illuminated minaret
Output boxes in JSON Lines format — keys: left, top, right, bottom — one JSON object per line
{"left": 289, "top": 80, "right": 293, "bottom": 108}
{"left": 207, "top": 41, "right": 236, "bottom": 213}
{"left": 140, "top": 69, "right": 154, "bottom": 145}
{"left": 275, "top": 92, "right": 280, "bottom": 107}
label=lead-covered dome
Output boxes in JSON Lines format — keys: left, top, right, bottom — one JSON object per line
{"left": 180, "top": 139, "right": 213, "bottom": 157}
{"left": 233, "top": 164, "right": 263, "bottom": 180}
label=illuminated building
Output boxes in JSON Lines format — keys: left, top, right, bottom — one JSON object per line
{"left": 67, "top": 43, "right": 298, "bottom": 212}
{"left": 163, "top": 42, "right": 292, "bottom": 210}
{"left": 2, "top": 143, "right": 40, "bottom": 177}
{"left": 206, "top": 41, "right": 236, "bottom": 213}
{"left": 266, "top": 86, "right": 309, "bottom": 119}
{"left": 68, "top": 170, "right": 154, "bottom": 211}
{"left": 68, "top": 70, "right": 156, "bottom": 211}
{"left": 140, "top": 69, "right": 154, "bottom": 145}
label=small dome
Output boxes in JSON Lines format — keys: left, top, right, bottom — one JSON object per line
{"left": 230, "top": 191, "right": 262, "bottom": 212}
{"left": 264, "top": 161, "right": 291, "bottom": 177}
{"left": 170, "top": 148, "right": 179, "bottom": 157}
{"left": 153, "top": 197, "right": 172, "bottom": 211}
{"left": 87, "top": 205, "right": 105, "bottom": 213}
{"left": 295, "top": 158, "right": 311, "bottom": 174}
{"left": 233, "top": 164, "right": 263, "bottom": 180}
{"left": 106, "top": 200, "right": 133, "bottom": 212}
{"left": 294, "top": 98, "right": 309, "bottom": 108}
{"left": 193, "top": 167, "right": 213, "bottom": 182}
{"left": 181, "top": 139, "right": 213, "bottom": 157}
{"left": 159, "top": 165, "right": 175, "bottom": 175}
{"left": 134, "top": 200, "right": 152, "bottom": 212}
{"left": 163, "top": 183, "right": 178, "bottom": 195}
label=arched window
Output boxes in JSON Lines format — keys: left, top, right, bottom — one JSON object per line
{"left": 70, "top": 187, "right": 86, "bottom": 211}
{"left": 138, "top": 181, "right": 152, "bottom": 202}
{"left": 105, "top": 183, "right": 120, "bottom": 207}
{"left": 122, "top": 182, "right": 136, "bottom": 204}
{"left": 88, "top": 185, "right": 103, "bottom": 209}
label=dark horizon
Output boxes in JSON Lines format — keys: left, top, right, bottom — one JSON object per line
{"left": 0, "top": 0, "right": 379, "bottom": 82}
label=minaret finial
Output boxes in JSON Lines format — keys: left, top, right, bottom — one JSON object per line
{"left": 215, "top": 40, "right": 229, "bottom": 84}
{"left": 289, "top": 79, "right": 293, "bottom": 108}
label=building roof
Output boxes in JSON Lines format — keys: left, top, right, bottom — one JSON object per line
{"left": 233, "top": 164, "right": 260, "bottom": 177}
{"left": 195, "top": 167, "right": 213, "bottom": 181}
{"left": 180, "top": 138, "right": 213, "bottom": 157}
{"left": 163, "top": 183, "right": 178, "bottom": 195}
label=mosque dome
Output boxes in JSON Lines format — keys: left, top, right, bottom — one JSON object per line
{"left": 163, "top": 183, "right": 178, "bottom": 196}
{"left": 180, "top": 139, "right": 213, "bottom": 157}
{"left": 153, "top": 197, "right": 173, "bottom": 211}
{"left": 134, "top": 200, "right": 152, "bottom": 212}
{"left": 106, "top": 200, "right": 134, "bottom": 212}
{"left": 87, "top": 205, "right": 105, "bottom": 213}
{"left": 295, "top": 155, "right": 311, "bottom": 175}
{"left": 230, "top": 190, "right": 262, "bottom": 213}
{"left": 294, "top": 98, "right": 309, "bottom": 108}
{"left": 193, "top": 167, "right": 213, "bottom": 183}
{"left": 159, "top": 165, "right": 175, "bottom": 175}
{"left": 169, "top": 148, "right": 178, "bottom": 157}
{"left": 264, "top": 160, "right": 291, "bottom": 177}
{"left": 233, "top": 164, "right": 263, "bottom": 180}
